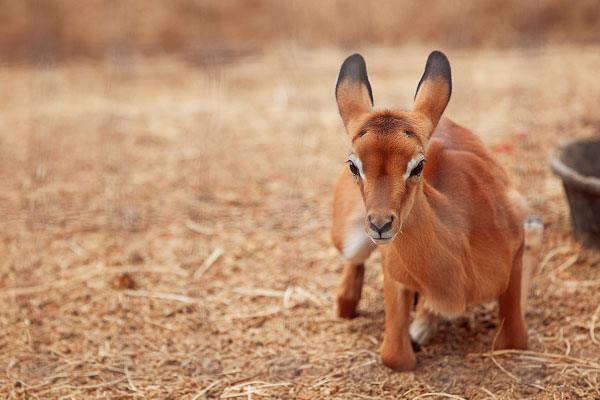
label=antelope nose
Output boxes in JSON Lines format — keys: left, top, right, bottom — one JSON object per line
{"left": 368, "top": 214, "right": 394, "bottom": 235}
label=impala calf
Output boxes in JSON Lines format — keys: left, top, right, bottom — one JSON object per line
{"left": 331, "top": 51, "right": 543, "bottom": 370}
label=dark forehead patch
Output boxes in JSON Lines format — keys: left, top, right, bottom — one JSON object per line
{"left": 359, "top": 113, "right": 412, "bottom": 137}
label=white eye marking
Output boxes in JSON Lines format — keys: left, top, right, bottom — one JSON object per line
{"left": 404, "top": 154, "right": 425, "bottom": 180}
{"left": 348, "top": 154, "right": 366, "bottom": 180}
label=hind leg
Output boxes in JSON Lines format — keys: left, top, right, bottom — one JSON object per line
{"left": 409, "top": 296, "right": 438, "bottom": 347}
{"left": 521, "top": 216, "right": 544, "bottom": 314}
{"left": 495, "top": 244, "right": 528, "bottom": 350}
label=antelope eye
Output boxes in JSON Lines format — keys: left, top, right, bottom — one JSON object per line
{"left": 348, "top": 160, "right": 360, "bottom": 177}
{"left": 410, "top": 160, "right": 424, "bottom": 177}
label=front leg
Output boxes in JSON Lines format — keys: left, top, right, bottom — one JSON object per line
{"left": 380, "top": 266, "right": 416, "bottom": 371}
{"left": 337, "top": 262, "right": 365, "bottom": 318}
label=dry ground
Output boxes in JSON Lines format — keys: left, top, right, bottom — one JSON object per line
{"left": 1, "top": 45, "right": 600, "bottom": 399}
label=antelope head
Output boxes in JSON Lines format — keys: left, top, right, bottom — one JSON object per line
{"left": 335, "top": 51, "right": 452, "bottom": 244}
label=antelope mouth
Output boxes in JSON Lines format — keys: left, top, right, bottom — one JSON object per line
{"left": 369, "top": 235, "right": 396, "bottom": 245}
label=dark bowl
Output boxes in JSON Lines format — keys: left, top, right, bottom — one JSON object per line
{"left": 550, "top": 136, "right": 600, "bottom": 249}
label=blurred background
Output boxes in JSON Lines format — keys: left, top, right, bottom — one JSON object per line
{"left": 2, "top": 1, "right": 600, "bottom": 399}
{"left": 2, "top": 0, "right": 600, "bottom": 62}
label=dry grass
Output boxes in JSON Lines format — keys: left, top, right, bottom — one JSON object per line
{"left": 1, "top": 45, "right": 600, "bottom": 399}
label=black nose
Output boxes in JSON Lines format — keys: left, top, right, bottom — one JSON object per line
{"left": 368, "top": 215, "right": 394, "bottom": 235}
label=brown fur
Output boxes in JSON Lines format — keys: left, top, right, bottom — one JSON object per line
{"left": 331, "top": 52, "right": 536, "bottom": 371}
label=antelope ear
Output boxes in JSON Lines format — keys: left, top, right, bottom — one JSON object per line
{"left": 413, "top": 51, "right": 452, "bottom": 135}
{"left": 335, "top": 54, "right": 373, "bottom": 129}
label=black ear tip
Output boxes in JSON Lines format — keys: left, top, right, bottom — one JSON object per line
{"left": 426, "top": 50, "right": 451, "bottom": 71}
{"left": 423, "top": 50, "right": 452, "bottom": 91}
{"left": 414, "top": 50, "right": 452, "bottom": 101}
{"left": 339, "top": 53, "right": 367, "bottom": 77}
{"left": 345, "top": 53, "right": 366, "bottom": 65}
{"left": 336, "top": 53, "right": 373, "bottom": 105}
{"left": 429, "top": 50, "right": 448, "bottom": 60}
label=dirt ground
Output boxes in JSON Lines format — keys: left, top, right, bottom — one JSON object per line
{"left": 1, "top": 45, "right": 600, "bottom": 399}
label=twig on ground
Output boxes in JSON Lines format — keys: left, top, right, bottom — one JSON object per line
{"left": 221, "top": 381, "right": 290, "bottom": 398}
{"left": 489, "top": 319, "right": 519, "bottom": 381}
{"left": 0, "top": 281, "right": 78, "bottom": 298}
{"left": 481, "top": 387, "right": 497, "bottom": 399}
{"left": 537, "top": 246, "right": 571, "bottom": 274}
{"left": 124, "top": 365, "right": 137, "bottom": 392}
{"left": 0, "top": 265, "right": 189, "bottom": 298}
{"left": 234, "top": 286, "right": 325, "bottom": 307}
{"left": 113, "top": 266, "right": 189, "bottom": 277}
{"left": 193, "top": 247, "right": 224, "bottom": 280}
{"left": 184, "top": 219, "right": 214, "bottom": 235}
{"left": 311, "top": 358, "right": 377, "bottom": 388}
{"left": 590, "top": 303, "right": 600, "bottom": 345}
{"left": 547, "top": 254, "right": 578, "bottom": 278}
{"left": 34, "top": 377, "right": 127, "bottom": 396}
{"left": 123, "top": 289, "right": 200, "bottom": 304}
{"left": 470, "top": 349, "right": 600, "bottom": 369}
{"left": 214, "top": 307, "right": 282, "bottom": 322}
{"left": 351, "top": 393, "right": 378, "bottom": 399}
{"left": 234, "top": 287, "right": 285, "bottom": 298}
{"left": 550, "top": 276, "right": 600, "bottom": 288}
{"left": 191, "top": 379, "right": 222, "bottom": 400}
{"left": 412, "top": 393, "right": 466, "bottom": 400}
{"left": 66, "top": 241, "right": 85, "bottom": 256}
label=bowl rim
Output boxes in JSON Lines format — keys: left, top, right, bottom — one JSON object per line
{"left": 550, "top": 136, "right": 600, "bottom": 196}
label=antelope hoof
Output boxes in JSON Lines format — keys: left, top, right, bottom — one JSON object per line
{"left": 380, "top": 342, "right": 417, "bottom": 371}
{"left": 337, "top": 296, "right": 359, "bottom": 319}
{"left": 494, "top": 326, "right": 528, "bottom": 351}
